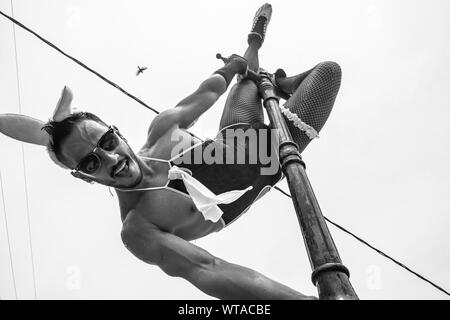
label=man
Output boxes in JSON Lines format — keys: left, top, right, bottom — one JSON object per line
{"left": 0, "top": 4, "right": 341, "bottom": 299}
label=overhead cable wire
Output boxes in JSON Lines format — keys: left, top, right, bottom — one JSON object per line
{"left": 274, "top": 185, "right": 450, "bottom": 297}
{"left": 0, "top": 9, "right": 159, "bottom": 114}
{"left": 9, "top": 0, "right": 38, "bottom": 299}
{"left": 0, "top": 170, "right": 18, "bottom": 299}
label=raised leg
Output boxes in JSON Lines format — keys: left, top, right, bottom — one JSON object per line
{"left": 218, "top": 4, "right": 272, "bottom": 130}
{"left": 280, "top": 61, "right": 342, "bottom": 153}
{"left": 218, "top": 78, "right": 263, "bottom": 130}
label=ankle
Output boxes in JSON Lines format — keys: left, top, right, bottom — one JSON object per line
{"left": 247, "top": 32, "right": 263, "bottom": 49}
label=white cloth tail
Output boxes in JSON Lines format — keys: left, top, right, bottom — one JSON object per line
{"left": 168, "top": 166, "right": 252, "bottom": 223}
{"left": 279, "top": 105, "right": 319, "bottom": 139}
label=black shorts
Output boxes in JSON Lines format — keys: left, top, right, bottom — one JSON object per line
{"left": 169, "top": 122, "right": 283, "bottom": 226}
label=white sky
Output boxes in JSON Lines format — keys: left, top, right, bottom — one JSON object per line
{"left": 1, "top": 0, "right": 449, "bottom": 300}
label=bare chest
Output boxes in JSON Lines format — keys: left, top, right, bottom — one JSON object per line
{"left": 118, "top": 128, "right": 223, "bottom": 240}
{"left": 118, "top": 187, "right": 222, "bottom": 240}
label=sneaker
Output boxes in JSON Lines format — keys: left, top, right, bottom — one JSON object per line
{"left": 248, "top": 3, "right": 272, "bottom": 48}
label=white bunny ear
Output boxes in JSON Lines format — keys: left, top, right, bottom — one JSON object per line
{"left": 52, "top": 86, "right": 74, "bottom": 121}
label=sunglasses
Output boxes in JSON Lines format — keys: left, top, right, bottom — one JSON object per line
{"left": 72, "top": 125, "right": 122, "bottom": 176}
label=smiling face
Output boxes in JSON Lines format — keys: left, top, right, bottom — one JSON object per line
{"left": 59, "top": 119, "right": 143, "bottom": 188}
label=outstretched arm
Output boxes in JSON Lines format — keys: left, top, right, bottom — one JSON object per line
{"left": 0, "top": 114, "right": 48, "bottom": 146}
{"left": 173, "top": 55, "right": 248, "bottom": 129}
{"left": 147, "top": 73, "right": 227, "bottom": 139}
{"left": 173, "top": 73, "right": 227, "bottom": 129}
{"left": 121, "top": 211, "right": 315, "bottom": 300}
{"left": 146, "top": 55, "right": 247, "bottom": 137}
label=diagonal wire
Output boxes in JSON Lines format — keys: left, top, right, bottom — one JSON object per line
{"left": 0, "top": 170, "right": 18, "bottom": 299}
{"left": 0, "top": 8, "right": 206, "bottom": 143}
{"left": 274, "top": 185, "right": 450, "bottom": 297}
{"left": 10, "top": 0, "right": 37, "bottom": 299}
{"left": 0, "top": 9, "right": 159, "bottom": 114}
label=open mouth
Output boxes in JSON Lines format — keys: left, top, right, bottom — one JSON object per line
{"left": 113, "top": 159, "right": 128, "bottom": 177}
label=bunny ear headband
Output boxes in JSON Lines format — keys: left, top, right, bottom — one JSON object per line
{"left": 53, "top": 86, "right": 75, "bottom": 121}
{"left": 46, "top": 86, "right": 81, "bottom": 169}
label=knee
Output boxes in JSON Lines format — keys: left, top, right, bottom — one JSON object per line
{"left": 315, "top": 61, "right": 342, "bottom": 84}
{"left": 228, "top": 79, "right": 259, "bottom": 97}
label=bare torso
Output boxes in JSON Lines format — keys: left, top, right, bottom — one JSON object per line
{"left": 116, "top": 127, "right": 223, "bottom": 241}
